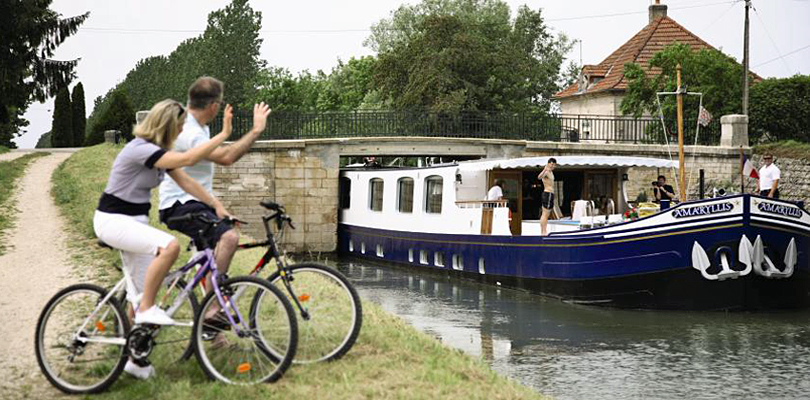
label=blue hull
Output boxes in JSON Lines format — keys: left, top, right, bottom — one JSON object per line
{"left": 338, "top": 195, "right": 810, "bottom": 310}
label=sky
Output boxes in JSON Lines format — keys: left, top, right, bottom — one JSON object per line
{"left": 14, "top": 0, "right": 810, "bottom": 148}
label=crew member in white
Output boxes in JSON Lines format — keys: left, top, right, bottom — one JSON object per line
{"left": 757, "top": 154, "right": 780, "bottom": 199}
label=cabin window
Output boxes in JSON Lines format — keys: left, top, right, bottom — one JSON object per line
{"left": 452, "top": 254, "right": 464, "bottom": 271}
{"left": 376, "top": 244, "right": 384, "bottom": 257}
{"left": 408, "top": 249, "right": 414, "bottom": 262}
{"left": 397, "top": 178, "right": 414, "bottom": 213}
{"left": 348, "top": 241, "right": 354, "bottom": 252}
{"left": 361, "top": 242, "right": 366, "bottom": 254}
{"left": 369, "top": 178, "right": 384, "bottom": 211}
{"left": 434, "top": 252, "right": 445, "bottom": 267}
{"left": 339, "top": 177, "right": 351, "bottom": 209}
{"left": 420, "top": 250, "right": 429, "bottom": 265}
{"left": 478, "top": 258, "right": 485, "bottom": 274}
{"left": 425, "top": 176, "right": 443, "bottom": 214}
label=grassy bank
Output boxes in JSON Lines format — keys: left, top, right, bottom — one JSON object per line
{"left": 47, "top": 144, "right": 544, "bottom": 400}
{"left": 0, "top": 145, "right": 9, "bottom": 154}
{"left": 0, "top": 152, "right": 48, "bottom": 255}
{"left": 753, "top": 140, "right": 810, "bottom": 160}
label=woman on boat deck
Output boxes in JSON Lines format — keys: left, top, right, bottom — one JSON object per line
{"left": 93, "top": 99, "right": 233, "bottom": 378}
{"left": 538, "top": 158, "right": 557, "bottom": 236}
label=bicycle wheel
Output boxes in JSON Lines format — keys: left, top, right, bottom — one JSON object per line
{"left": 35, "top": 284, "right": 130, "bottom": 394}
{"left": 265, "top": 262, "right": 362, "bottom": 363}
{"left": 152, "top": 279, "right": 198, "bottom": 364}
{"left": 193, "top": 276, "right": 297, "bottom": 385}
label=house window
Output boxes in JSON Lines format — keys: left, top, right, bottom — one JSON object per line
{"left": 397, "top": 178, "right": 414, "bottom": 213}
{"left": 452, "top": 254, "right": 464, "bottom": 271}
{"left": 425, "top": 176, "right": 443, "bottom": 214}
{"left": 434, "top": 252, "right": 444, "bottom": 267}
{"left": 369, "top": 178, "right": 384, "bottom": 211}
{"left": 420, "top": 250, "right": 429, "bottom": 265}
{"left": 339, "top": 177, "right": 351, "bottom": 209}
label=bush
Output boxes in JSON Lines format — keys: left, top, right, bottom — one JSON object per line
{"left": 85, "top": 90, "right": 135, "bottom": 146}
{"left": 750, "top": 75, "right": 810, "bottom": 143}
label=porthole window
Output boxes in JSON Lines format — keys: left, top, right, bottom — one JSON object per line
{"left": 478, "top": 258, "right": 485, "bottom": 274}
{"left": 348, "top": 241, "right": 354, "bottom": 252}
{"left": 397, "top": 177, "right": 414, "bottom": 213}
{"left": 452, "top": 254, "right": 464, "bottom": 271}
{"left": 361, "top": 242, "right": 366, "bottom": 254}
{"left": 376, "top": 244, "right": 384, "bottom": 257}
{"left": 425, "top": 175, "right": 443, "bottom": 214}
{"left": 434, "top": 252, "right": 444, "bottom": 267}
{"left": 420, "top": 250, "right": 429, "bottom": 265}
{"left": 369, "top": 178, "right": 384, "bottom": 211}
{"left": 408, "top": 249, "right": 414, "bottom": 262}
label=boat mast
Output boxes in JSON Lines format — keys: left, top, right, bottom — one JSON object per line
{"left": 676, "top": 64, "right": 686, "bottom": 202}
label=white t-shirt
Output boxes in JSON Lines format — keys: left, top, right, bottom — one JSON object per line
{"left": 158, "top": 114, "right": 215, "bottom": 209}
{"left": 486, "top": 185, "right": 503, "bottom": 200}
{"left": 759, "top": 163, "right": 781, "bottom": 191}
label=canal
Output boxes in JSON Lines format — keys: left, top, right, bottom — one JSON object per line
{"left": 334, "top": 258, "right": 810, "bottom": 400}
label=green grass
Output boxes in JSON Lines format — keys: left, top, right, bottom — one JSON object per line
{"left": 47, "top": 144, "right": 545, "bottom": 400}
{"left": 0, "top": 145, "right": 9, "bottom": 154}
{"left": 753, "top": 140, "right": 810, "bottom": 160}
{"left": 0, "top": 152, "right": 49, "bottom": 255}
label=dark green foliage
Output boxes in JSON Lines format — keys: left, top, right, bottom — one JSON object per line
{"left": 35, "top": 131, "right": 52, "bottom": 148}
{"left": 86, "top": 91, "right": 135, "bottom": 146}
{"left": 0, "top": 0, "right": 88, "bottom": 147}
{"left": 86, "top": 0, "right": 263, "bottom": 130}
{"left": 51, "top": 86, "right": 73, "bottom": 148}
{"left": 367, "top": 0, "right": 571, "bottom": 113}
{"left": 71, "top": 82, "right": 86, "bottom": 147}
{"left": 749, "top": 75, "right": 810, "bottom": 143}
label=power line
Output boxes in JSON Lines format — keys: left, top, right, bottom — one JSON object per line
{"left": 752, "top": 6, "right": 793, "bottom": 74}
{"left": 752, "top": 43, "right": 810, "bottom": 68}
{"left": 78, "top": 1, "right": 739, "bottom": 35}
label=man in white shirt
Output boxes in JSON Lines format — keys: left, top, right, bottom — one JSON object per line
{"left": 757, "top": 154, "right": 780, "bottom": 199}
{"left": 487, "top": 180, "right": 504, "bottom": 201}
{"left": 159, "top": 77, "right": 271, "bottom": 309}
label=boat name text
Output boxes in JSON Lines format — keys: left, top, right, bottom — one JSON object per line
{"left": 672, "top": 202, "right": 734, "bottom": 218}
{"left": 757, "top": 202, "right": 803, "bottom": 219}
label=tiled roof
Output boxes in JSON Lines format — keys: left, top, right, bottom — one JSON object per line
{"left": 556, "top": 16, "right": 720, "bottom": 99}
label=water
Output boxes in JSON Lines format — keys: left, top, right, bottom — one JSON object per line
{"left": 335, "top": 259, "right": 810, "bottom": 400}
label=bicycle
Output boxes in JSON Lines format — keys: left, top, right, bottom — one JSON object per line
{"left": 34, "top": 213, "right": 298, "bottom": 394}
{"left": 239, "top": 200, "right": 363, "bottom": 363}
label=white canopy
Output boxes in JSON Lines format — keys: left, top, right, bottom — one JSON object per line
{"left": 457, "top": 156, "right": 677, "bottom": 171}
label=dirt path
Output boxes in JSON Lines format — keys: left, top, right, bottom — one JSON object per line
{"left": 0, "top": 153, "right": 73, "bottom": 399}
{"left": 0, "top": 151, "right": 31, "bottom": 163}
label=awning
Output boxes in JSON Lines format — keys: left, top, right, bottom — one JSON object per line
{"left": 457, "top": 156, "right": 677, "bottom": 171}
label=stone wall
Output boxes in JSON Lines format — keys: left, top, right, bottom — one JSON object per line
{"left": 749, "top": 154, "right": 810, "bottom": 203}
{"left": 212, "top": 140, "right": 340, "bottom": 252}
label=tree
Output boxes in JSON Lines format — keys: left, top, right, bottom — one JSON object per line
{"left": 367, "top": 0, "right": 572, "bottom": 113}
{"left": 749, "top": 75, "right": 810, "bottom": 143}
{"left": 620, "top": 43, "right": 750, "bottom": 123}
{"left": 316, "top": 57, "right": 378, "bottom": 111}
{"left": 51, "top": 86, "right": 72, "bottom": 148}
{"left": 0, "top": 0, "right": 88, "bottom": 147}
{"left": 71, "top": 82, "right": 86, "bottom": 147}
{"left": 86, "top": 91, "right": 135, "bottom": 146}
{"left": 35, "top": 131, "right": 52, "bottom": 149}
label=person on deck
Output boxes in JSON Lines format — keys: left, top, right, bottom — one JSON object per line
{"left": 757, "top": 154, "right": 780, "bottom": 199}
{"left": 487, "top": 180, "right": 505, "bottom": 201}
{"left": 653, "top": 175, "right": 676, "bottom": 209}
{"left": 538, "top": 158, "right": 557, "bottom": 236}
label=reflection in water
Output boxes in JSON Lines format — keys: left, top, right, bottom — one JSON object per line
{"left": 337, "top": 260, "right": 810, "bottom": 400}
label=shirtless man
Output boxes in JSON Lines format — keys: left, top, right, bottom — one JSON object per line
{"left": 537, "top": 158, "right": 557, "bottom": 236}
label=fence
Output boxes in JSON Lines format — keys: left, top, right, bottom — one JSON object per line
{"left": 210, "top": 110, "right": 720, "bottom": 145}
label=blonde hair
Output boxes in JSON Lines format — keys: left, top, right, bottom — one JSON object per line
{"left": 133, "top": 99, "right": 187, "bottom": 149}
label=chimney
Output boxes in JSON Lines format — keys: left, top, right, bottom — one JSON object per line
{"left": 649, "top": 0, "right": 667, "bottom": 24}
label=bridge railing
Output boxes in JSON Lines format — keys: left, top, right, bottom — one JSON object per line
{"left": 211, "top": 110, "right": 720, "bottom": 145}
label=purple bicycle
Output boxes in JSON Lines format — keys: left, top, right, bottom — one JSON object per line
{"left": 34, "top": 213, "right": 298, "bottom": 394}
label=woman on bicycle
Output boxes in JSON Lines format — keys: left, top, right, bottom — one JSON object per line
{"left": 93, "top": 99, "right": 233, "bottom": 375}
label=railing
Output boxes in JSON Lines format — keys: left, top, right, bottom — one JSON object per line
{"left": 210, "top": 110, "right": 720, "bottom": 145}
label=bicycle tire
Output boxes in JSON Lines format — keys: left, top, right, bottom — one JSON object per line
{"left": 35, "top": 284, "right": 130, "bottom": 394}
{"left": 264, "top": 262, "right": 362, "bottom": 363}
{"left": 192, "top": 276, "right": 297, "bottom": 385}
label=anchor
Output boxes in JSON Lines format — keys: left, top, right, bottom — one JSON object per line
{"left": 750, "top": 235, "right": 796, "bottom": 279}
{"left": 692, "top": 241, "right": 741, "bottom": 281}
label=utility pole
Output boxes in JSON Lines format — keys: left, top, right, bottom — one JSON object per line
{"left": 742, "top": 0, "right": 751, "bottom": 115}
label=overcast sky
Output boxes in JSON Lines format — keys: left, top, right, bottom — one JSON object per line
{"left": 15, "top": 0, "right": 810, "bottom": 148}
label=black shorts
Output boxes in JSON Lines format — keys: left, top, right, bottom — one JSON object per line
{"left": 541, "top": 192, "right": 555, "bottom": 210}
{"left": 760, "top": 189, "right": 780, "bottom": 199}
{"left": 159, "top": 201, "right": 233, "bottom": 249}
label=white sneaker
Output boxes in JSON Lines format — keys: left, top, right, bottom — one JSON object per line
{"left": 124, "top": 360, "right": 155, "bottom": 380}
{"left": 134, "top": 305, "right": 176, "bottom": 326}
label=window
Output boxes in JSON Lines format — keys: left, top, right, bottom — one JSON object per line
{"left": 478, "top": 258, "right": 485, "bottom": 274}
{"left": 369, "top": 178, "right": 384, "bottom": 211}
{"left": 397, "top": 178, "right": 414, "bottom": 213}
{"left": 434, "top": 252, "right": 444, "bottom": 267}
{"left": 408, "top": 249, "right": 414, "bottom": 262}
{"left": 361, "top": 242, "right": 366, "bottom": 254}
{"left": 376, "top": 244, "right": 384, "bottom": 257}
{"left": 425, "top": 176, "right": 443, "bottom": 214}
{"left": 420, "top": 250, "right": 429, "bottom": 265}
{"left": 348, "top": 241, "right": 354, "bottom": 252}
{"left": 339, "top": 177, "right": 351, "bottom": 209}
{"left": 452, "top": 254, "right": 464, "bottom": 271}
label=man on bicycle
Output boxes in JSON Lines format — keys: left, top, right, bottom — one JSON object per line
{"left": 158, "top": 76, "right": 271, "bottom": 318}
